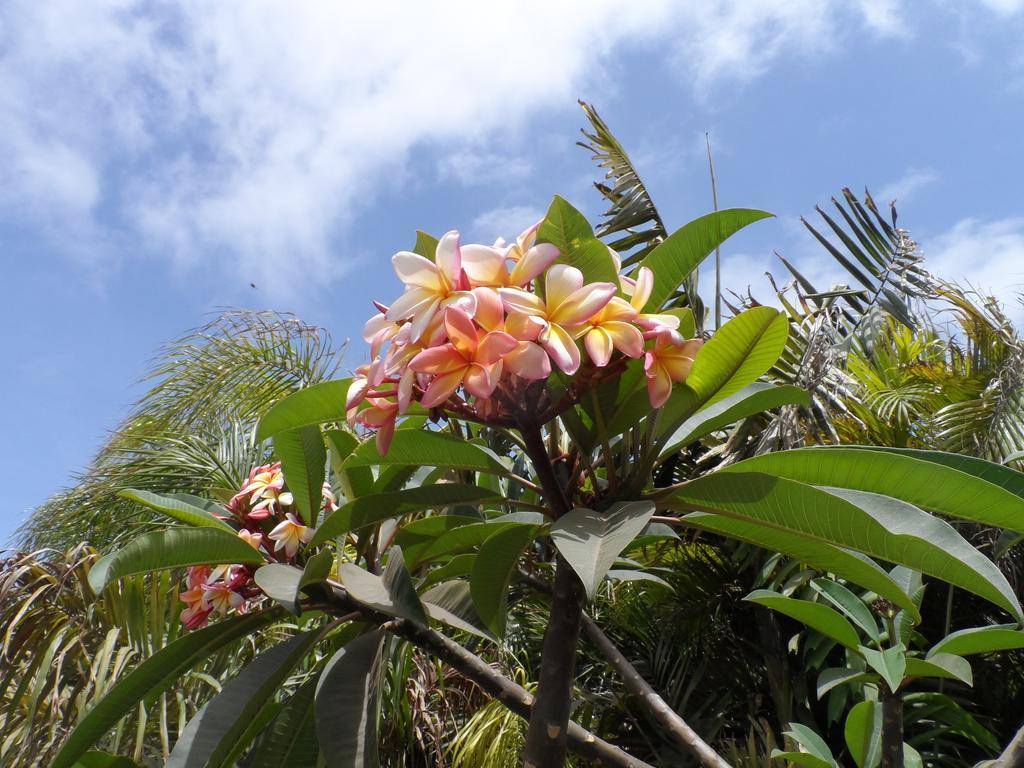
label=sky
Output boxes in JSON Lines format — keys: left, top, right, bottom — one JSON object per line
{"left": 4, "top": 0, "right": 1024, "bottom": 545}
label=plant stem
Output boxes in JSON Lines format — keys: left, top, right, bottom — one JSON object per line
{"left": 995, "top": 722, "right": 1024, "bottom": 768}
{"left": 518, "top": 423, "right": 585, "bottom": 767}
{"left": 880, "top": 688, "right": 904, "bottom": 768}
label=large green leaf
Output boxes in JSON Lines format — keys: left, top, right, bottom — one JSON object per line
{"left": 315, "top": 629, "right": 386, "bottom": 768}
{"left": 816, "top": 668, "right": 879, "bottom": 698}
{"left": 274, "top": 425, "right": 327, "bottom": 526}
{"left": 254, "top": 550, "right": 333, "bottom": 615}
{"left": 843, "top": 446, "right": 1024, "bottom": 498}
{"left": 928, "top": 624, "right": 1024, "bottom": 657}
{"left": 51, "top": 611, "right": 280, "bottom": 768}
{"left": 725, "top": 447, "right": 1024, "bottom": 534}
{"left": 638, "top": 209, "right": 773, "bottom": 311}
{"left": 168, "top": 629, "right": 322, "bottom": 767}
{"left": 661, "top": 383, "right": 809, "bottom": 454}
{"left": 744, "top": 590, "right": 861, "bottom": 649}
{"left": 248, "top": 677, "right": 320, "bottom": 768}
{"left": 256, "top": 379, "right": 352, "bottom": 442}
{"left": 550, "top": 501, "right": 655, "bottom": 600}
{"left": 780, "top": 724, "right": 840, "bottom": 768}
{"left": 393, "top": 515, "right": 483, "bottom": 567}
{"left": 118, "top": 489, "right": 235, "bottom": 531}
{"left": 89, "top": 528, "right": 264, "bottom": 594}
{"left": 860, "top": 644, "right": 906, "bottom": 693}
{"left": 339, "top": 547, "right": 428, "bottom": 625}
{"left": 810, "top": 578, "right": 880, "bottom": 643}
{"left": 680, "top": 512, "right": 920, "bottom": 619}
{"left": 415, "top": 520, "right": 527, "bottom": 565}
{"left": 470, "top": 525, "right": 539, "bottom": 637}
{"left": 422, "top": 580, "right": 496, "bottom": 641}
{"left": 72, "top": 754, "right": 141, "bottom": 768}
{"left": 325, "top": 429, "right": 375, "bottom": 499}
{"left": 343, "top": 430, "right": 508, "bottom": 475}
{"left": 667, "top": 473, "right": 1023, "bottom": 622}
{"left": 904, "top": 654, "right": 972, "bottom": 685}
{"left": 845, "top": 700, "right": 882, "bottom": 768}
{"left": 310, "top": 484, "right": 499, "bottom": 546}
{"left": 537, "top": 195, "right": 619, "bottom": 286}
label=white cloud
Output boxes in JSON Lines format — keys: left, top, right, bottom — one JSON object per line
{"left": 877, "top": 169, "right": 939, "bottom": 206}
{"left": 437, "top": 151, "right": 533, "bottom": 187}
{"left": 925, "top": 217, "right": 1024, "bottom": 317}
{"left": 0, "top": 0, "right": 958, "bottom": 294}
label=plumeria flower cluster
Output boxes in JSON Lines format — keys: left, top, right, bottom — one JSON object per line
{"left": 179, "top": 461, "right": 336, "bottom": 629}
{"left": 347, "top": 222, "right": 704, "bottom": 453}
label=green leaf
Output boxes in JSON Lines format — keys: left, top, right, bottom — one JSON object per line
{"left": 168, "top": 630, "right": 322, "bottom": 767}
{"left": 470, "top": 525, "right": 539, "bottom": 637}
{"left": 339, "top": 547, "right": 428, "bottom": 625}
{"left": 816, "top": 668, "right": 878, "bottom": 698}
{"left": 118, "top": 489, "right": 235, "bottom": 531}
{"left": 343, "top": 430, "right": 508, "bottom": 475}
{"left": 72, "top": 753, "right": 141, "bottom": 768}
{"left": 928, "top": 624, "right": 1024, "bottom": 657}
{"left": 680, "top": 512, "right": 919, "bottom": 620}
{"left": 845, "top": 700, "right": 883, "bottom": 768}
{"left": 727, "top": 447, "right": 1024, "bottom": 534}
{"left": 423, "top": 553, "right": 477, "bottom": 589}
{"left": 416, "top": 520, "right": 527, "bottom": 565}
{"left": 254, "top": 551, "right": 333, "bottom": 615}
{"left": 89, "top": 528, "right": 264, "bottom": 594}
{"left": 422, "top": 580, "right": 496, "bottom": 641}
{"left": 904, "top": 654, "right": 972, "bottom": 685}
{"left": 315, "top": 629, "right": 386, "bottom": 768}
{"left": 667, "top": 473, "right": 1023, "bottom": 623}
{"left": 257, "top": 379, "right": 352, "bottom": 442}
{"left": 860, "top": 644, "right": 906, "bottom": 693}
{"left": 310, "top": 484, "right": 500, "bottom": 546}
{"left": 903, "top": 744, "right": 923, "bottom": 768}
{"left": 413, "top": 230, "right": 439, "bottom": 260}
{"left": 394, "top": 515, "right": 483, "bottom": 567}
{"left": 606, "top": 569, "right": 672, "bottom": 589}
{"left": 783, "top": 724, "right": 839, "bottom": 768}
{"left": 537, "top": 195, "right": 619, "bottom": 286}
{"left": 248, "top": 677, "right": 320, "bottom": 768}
{"left": 550, "top": 501, "right": 655, "bottom": 600}
{"left": 842, "top": 446, "right": 1024, "bottom": 499}
{"left": 275, "top": 425, "right": 327, "bottom": 526}
{"left": 325, "top": 429, "right": 375, "bottom": 499}
{"left": 639, "top": 209, "right": 774, "bottom": 311}
{"left": 52, "top": 611, "right": 280, "bottom": 768}
{"left": 810, "top": 579, "right": 881, "bottom": 643}
{"left": 770, "top": 751, "right": 835, "bottom": 768}
{"left": 744, "top": 590, "right": 861, "bottom": 649}
{"left": 662, "top": 383, "right": 809, "bottom": 453}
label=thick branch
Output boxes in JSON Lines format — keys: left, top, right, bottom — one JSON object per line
{"left": 317, "top": 585, "right": 650, "bottom": 768}
{"left": 880, "top": 689, "right": 904, "bottom": 768}
{"left": 996, "top": 723, "right": 1024, "bottom": 768}
{"left": 580, "top": 614, "right": 733, "bottom": 768}
{"left": 521, "top": 569, "right": 732, "bottom": 768}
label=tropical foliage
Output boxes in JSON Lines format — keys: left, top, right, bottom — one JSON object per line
{"left": 5, "top": 103, "right": 1024, "bottom": 768}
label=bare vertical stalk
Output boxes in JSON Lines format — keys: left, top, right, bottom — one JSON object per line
{"left": 880, "top": 689, "right": 904, "bottom": 768}
{"left": 706, "top": 132, "right": 721, "bottom": 330}
{"left": 519, "top": 423, "right": 586, "bottom": 767}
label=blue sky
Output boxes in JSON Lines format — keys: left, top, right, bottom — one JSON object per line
{"left": 4, "top": 1, "right": 1024, "bottom": 545}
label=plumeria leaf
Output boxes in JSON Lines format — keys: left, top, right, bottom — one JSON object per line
{"left": 413, "top": 230, "right": 439, "bottom": 260}
{"left": 845, "top": 700, "right": 883, "bottom": 768}
{"left": 254, "top": 551, "right": 332, "bottom": 615}
{"left": 88, "top": 528, "right": 264, "bottom": 594}
{"left": 927, "top": 624, "right": 1024, "bottom": 657}
{"left": 668, "top": 474, "right": 1023, "bottom": 623}
{"left": 605, "top": 569, "right": 672, "bottom": 589}
{"left": 744, "top": 590, "right": 861, "bottom": 649}
{"left": 422, "top": 553, "right": 477, "bottom": 589}
{"left": 310, "top": 484, "right": 500, "bottom": 546}
{"left": 51, "top": 611, "right": 281, "bottom": 768}
{"left": 859, "top": 644, "right": 906, "bottom": 693}
{"left": 782, "top": 724, "right": 840, "bottom": 768}
{"left": 71, "top": 753, "right": 141, "bottom": 768}
{"left": 550, "top": 502, "right": 655, "bottom": 600}
{"left": 343, "top": 429, "right": 509, "bottom": 475}
{"left": 168, "top": 630, "right": 322, "bottom": 768}
{"left": 726, "top": 447, "right": 1024, "bottom": 534}
{"left": 810, "top": 579, "right": 881, "bottom": 643}
{"left": 661, "top": 382, "right": 810, "bottom": 455}
{"left": 118, "top": 489, "right": 235, "bottom": 531}
{"left": 422, "top": 580, "right": 496, "bottom": 642}
{"left": 470, "top": 524, "right": 539, "bottom": 637}
{"left": 315, "top": 629, "right": 387, "bottom": 768}
{"left": 274, "top": 425, "right": 327, "bottom": 526}
{"left": 339, "top": 547, "right": 428, "bottom": 625}
{"left": 537, "top": 195, "right": 620, "bottom": 287}
{"left": 415, "top": 520, "right": 531, "bottom": 565}
{"left": 248, "top": 676, "right": 320, "bottom": 768}
{"left": 256, "top": 379, "right": 353, "bottom": 442}
{"left": 638, "top": 208, "right": 773, "bottom": 312}
{"left": 393, "top": 515, "right": 484, "bottom": 567}
{"left": 816, "top": 668, "right": 879, "bottom": 699}
{"left": 904, "top": 654, "right": 973, "bottom": 685}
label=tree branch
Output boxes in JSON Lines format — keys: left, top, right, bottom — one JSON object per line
{"left": 996, "top": 722, "right": 1024, "bottom": 768}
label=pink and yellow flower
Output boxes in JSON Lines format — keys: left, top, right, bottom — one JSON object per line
{"left": 644, "top": 333, "right": 704, "bottom": 408}
{"left": 577, "top": 297, "right": 644, "bottom": 367}
{"left": 409, "top": 307, "right": 517, "bottom": 406}
{"left": 499, "top": 265, "right": 617, "bottom": 374}
{"left": 268, "top": 512, "right": 314, "bottom": 559}
{"left": 459, "top": 222, "right": 560, "bottom": 288}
